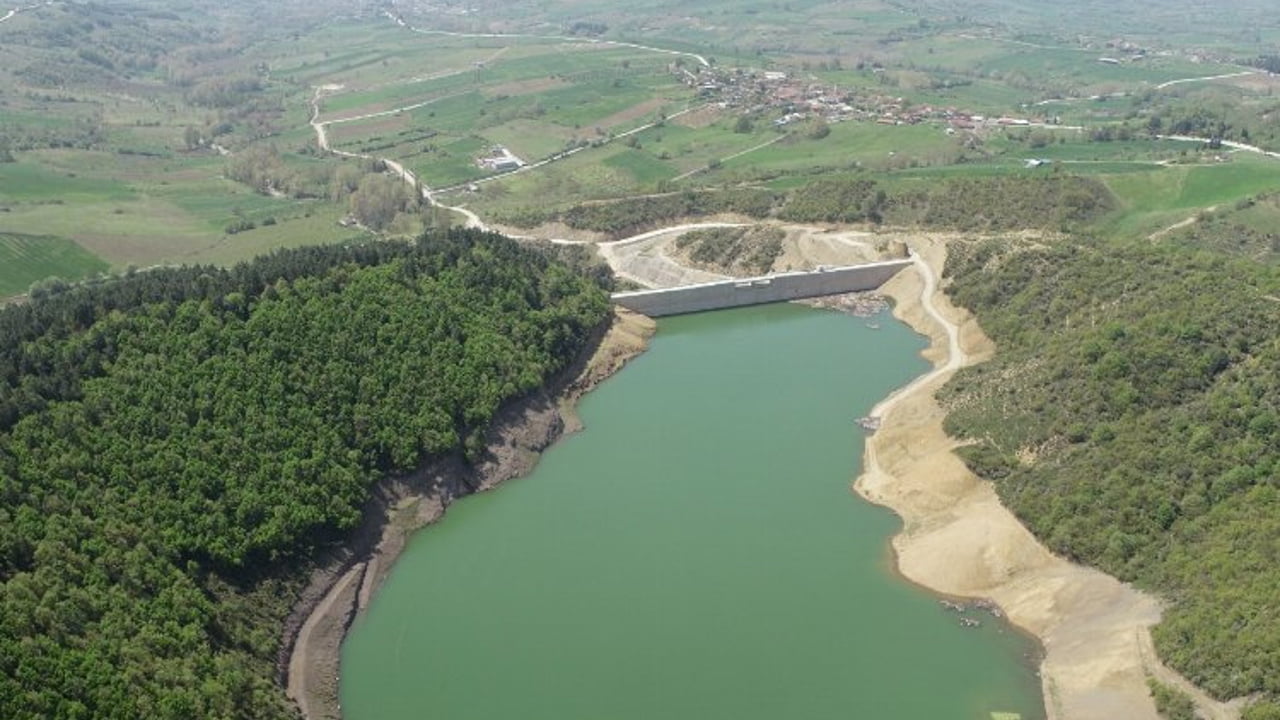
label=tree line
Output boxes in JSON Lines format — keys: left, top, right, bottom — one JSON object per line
{"left": 224, "top": 149, "right": 426, "bottom": 233}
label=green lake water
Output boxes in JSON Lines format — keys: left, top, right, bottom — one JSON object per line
{"left": 340, "top": 303, "right": 1045, "bottom": 720}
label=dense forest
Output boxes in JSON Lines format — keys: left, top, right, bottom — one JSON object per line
{"left": 0, "top": 230, "right": 612, "bottom": 719}
{"left": 940, "top": 240, "right": 1280, "bottom": 718}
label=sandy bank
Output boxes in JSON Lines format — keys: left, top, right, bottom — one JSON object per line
{"left": 282, "top": 308, "right": 655, "bottom": 720}
{"left": 856, "top": 237, "right": 1235, "bottom": 720}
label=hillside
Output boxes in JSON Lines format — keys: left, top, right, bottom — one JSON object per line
{"left": 5, "top": 0, "right": 1280, "bottom": 717}
{"left": 0, "top": 230, "right": 611, "bottom": 719}
{"left": 940, "top": 240, "right": 1280, "bottom": 717}
{"left": 495, "top": 173, "right": 1116, "bottom": 238}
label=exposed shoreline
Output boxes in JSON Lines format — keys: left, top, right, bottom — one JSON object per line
{"left": 279, "top": 229, "right": 1234, "bottom": 720}
{"left": 281, "top": 307, "right": 655, "bottom": 720}
{"left": 856, "top": 237, "right": 1236, "bottom": 720}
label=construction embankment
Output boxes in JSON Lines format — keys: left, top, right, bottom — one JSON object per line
{"left": 611, "top": 259, "right": 912, "bottom": 317}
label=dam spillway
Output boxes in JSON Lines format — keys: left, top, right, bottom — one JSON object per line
{"left": 610, "top": 259, "right": 913, "bottom": 317}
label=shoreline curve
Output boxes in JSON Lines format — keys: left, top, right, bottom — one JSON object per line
{"left": 283, "top": 307, "right": 655, "bottom": 720}
{"left": 855, "top": 236, "right": 1236, "bottom": 720}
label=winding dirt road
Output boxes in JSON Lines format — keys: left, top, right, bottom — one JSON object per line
{"left": 670, "top": 134, "right": 787, "bottom": 183}
{"left": 309, "top": 85, "right": 488, "bottom": 230}
{"left": 1157, "top": 133, "right": 1280, "bottom": 160}
{"left": 1156, "top": 70, "right": 1258, "bottom": 90}
{"left": 865, "top": 250, "right": 959, "bottom": 424}
{"left": 1148, "top": 205, "right": 1218, "bottom": 241}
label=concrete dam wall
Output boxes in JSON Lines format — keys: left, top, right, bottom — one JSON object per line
{"left": 611, "top": 259, "right": 913, "bottom": 317}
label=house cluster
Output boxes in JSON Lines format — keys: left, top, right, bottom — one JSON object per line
{"left": 672, "top": 64, "right": 1040, "bottom": 132}
{"left": 476, "top": 145, "right": 525, "bottom": 172}
{"left": 674, "top": 65, "right": 860, "bottom": 123}
{"left": 1099, "top": 37, "right": 1152, "bottom": 64}
{"left": 948, "top": 114, "right": 1035, "bottom": 132}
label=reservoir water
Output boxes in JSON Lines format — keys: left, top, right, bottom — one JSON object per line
{"left": 340, "top": 303, "right": 1045, "bottom": 720}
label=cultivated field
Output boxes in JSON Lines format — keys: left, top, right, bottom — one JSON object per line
{"left": 0, "top": 232, "right": 109, "bottom": 296}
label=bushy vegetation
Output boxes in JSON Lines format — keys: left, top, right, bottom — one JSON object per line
{"left": 347, "top": 172, "right": 420, "bottom": 231}
{"left": 225, "top": 152, "right": 424, "bottom": 232}
{"left": 1148, "top": 679, "right": 1197, "bottom": 720}
{"left": 758, "top": 174, "right": 1114, "bottom": 232}
{"left": 673, "top": 225, "right": 784, "bottom": 274}
{"left": 224, "top": 146, "right": 335, "bottom": 200}
{"left": 1144, "top": 87, "right": 1280, "bottom": 153}
{"left": 1168, "top": 193, "right": 1280, "bottom": 263}
{"left": 496, "top": 188, "right": 780, "bottom": 237}
{"left": 886, "top": 174, "right": 1115, "bottom": 231}
{"left": 0, "top": 1, "right": 284, "bottom": 152}
{"left": 778, "top": 177, "right": 887, "bottom": 224}
{"left": 0, "top": 230, "right": 611, "bottom": 719}
{"left": 566, "top": 188, "right": 780, "bottom": 235}
{"left": 941, "top": 240, "right": 1280, "bottom": 707}
{"left": 498, "top": 173, "right": 1114, "bottom": 237}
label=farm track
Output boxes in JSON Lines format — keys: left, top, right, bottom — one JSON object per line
{"left": 671, "top": 134, "right": 788, "bottom": 183}
{"left": 1156, "top": 134, "right": 1280, "bottom": 160}
{"left": 383, "top": 10, "right": 710, "bottom": 68}
{"left": 309, "top": 81, "right": 703, "bottom": 230}
{"left": 307, "top": 14, "right": 720, "bottom": 236}
{"left": 1155, "top": 70, "right": 1259, "bottom": 90}
{"left": 1148, "top": 205, "right": 1218, "bottom": 241}
{"left": 433, "top": 104, "right": 702, "bottom": 194}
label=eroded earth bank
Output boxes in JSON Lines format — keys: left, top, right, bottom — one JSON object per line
{"left": 603, "top": 220, "right": 1235, "bottom": 719}
{"left": 285, "top": 222, "right": 1234, "bottom": 720}
{"left": 282, "top": 308, "right": 655, "bottom": 720}
{"left": 857, "top": 236, "right": 1237, "bottom": 720}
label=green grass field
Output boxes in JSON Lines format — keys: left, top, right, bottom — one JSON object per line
{"left": 1209, "top": 193, "right": 1280, "bottom": 234}
{"left": 0, "top": 232, "right": 110, "bottom": 296}
{"left": 4, "top": 0, "right": 1277, "bottom": 296}
{"left": 407, "top": 135, "right": 491, "bottom": 187}
{"left": 1097, "top": 155, "right": 1280, "bottom": 237}
{"left": 602, "top": 148, "right": 678, "bottom": 183}
{"left": 0, "top": 151, "right": 365, "bottom": 280}
{"left": 0, "top": 161, "right": 137, "bottom": 203}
